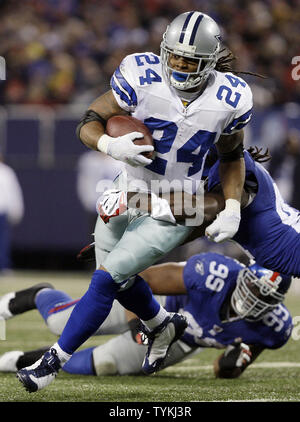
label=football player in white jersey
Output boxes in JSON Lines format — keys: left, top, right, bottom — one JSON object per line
{"left": 17, "top": 11, "right": 254, "bottom": 393}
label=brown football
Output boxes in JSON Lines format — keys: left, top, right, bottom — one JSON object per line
{"left": 106, "top": 115, "right": 154, "bottom": 159}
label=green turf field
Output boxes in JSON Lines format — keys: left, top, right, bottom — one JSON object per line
{"left": 0, "top": 271, "right": 300, "bottom": 403}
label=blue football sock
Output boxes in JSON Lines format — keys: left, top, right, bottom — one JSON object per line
{"left": 58, "top": 270, "right": 118, "bottom": 355}
{"left": 35, "top": 289, "right": 75, "bottom": 323}
{"left": 62, "top": 347, "right": 95, "bottom": 375}
{"left": 116, "top": 275, "right": 160, "bottom": 320}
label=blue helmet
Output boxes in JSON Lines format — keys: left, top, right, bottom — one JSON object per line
{"left": 231, "top": 263, "right": 292, "bottom": 321}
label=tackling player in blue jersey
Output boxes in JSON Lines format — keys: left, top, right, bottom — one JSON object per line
{"left": 81, "top": 146, "right": 300, "bottom": 277}
{"left": 0, "top": 252, "right": 292, "bottom": 379}
{"left": 16, "top": 11, "right": 257, "bottom": 393}
{"left": 180, "top": 147, "right": 300, "bottom": 277}
{"left": 207, "top": 149, "right": 300, "bottom": 276}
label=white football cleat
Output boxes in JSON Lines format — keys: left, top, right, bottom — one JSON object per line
{"left": 16, "top": 348, "right": 61, "bottom": 393}
{"left": 142, "top": 312, "right": 188, "bottom": 374}
{"left": 0, "top": 292, "right": 15, "bottom": 320}
{"left": 0, "top": 351, "right": 24, "bottom": 372}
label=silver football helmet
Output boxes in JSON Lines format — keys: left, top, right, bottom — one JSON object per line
{"left": 231, "top": 264, "right": 291, "bottom": 321}
{"left": 160, "top": 11, "right": 221, "bottom": 90}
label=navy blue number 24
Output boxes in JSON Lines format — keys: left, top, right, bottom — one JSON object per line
{"left": 135, "top": 54, "right": 216, "bottom": 176}
{"left": 144, "top": 117, "right": 216, "bottom": 177}
{"left": 135, "top": 54, "right": 162, "bottom": 85}
{"left": 216, "top": 74, "right": 246, "bottom": 108}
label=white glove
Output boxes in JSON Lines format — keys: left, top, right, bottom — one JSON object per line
{"left": 150, "top": 193, "right": 176, "bottom": 224}
{"left": 205, "top": 198, "right": 241, "bottom": 243}
{"left": 97, "top": 132, "right": 154, "bottom": 167}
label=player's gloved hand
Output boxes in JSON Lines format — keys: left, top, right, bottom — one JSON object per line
{"left": 128, "top": 318, "right": 148, "bottom": 345}
{"left": 97, "top": 133, "right": 154, "bottom": 167}
{"left": 205, "top": 198, "right": 241, "bottom": 243}
{"left": 219, "top": 340, "right": 252, "bottom": 371}
{"left": 150, "top": 193, "right": 176, "bottom": 224}
{"left": 96, "top": 189, "right": 128, "bottom": 224}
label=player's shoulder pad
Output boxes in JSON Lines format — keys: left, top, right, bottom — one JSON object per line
{"left": 110, "top": 52, "right": 161, "bottom": 110}
{"left": 120, "top": 52, "right": 161, "bottom": 85}
{"left": 183, "top": 252, "right": 243, "bottom": 291}
{"left": 213, "top": 71, "right": 253, "bottom": 135}
{"left": 215, "top": 71, "right": 253, "bottom": 98}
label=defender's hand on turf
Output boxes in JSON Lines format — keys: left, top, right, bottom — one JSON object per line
{"left": 220, "top": 340, "right": 252, "bottom": 370}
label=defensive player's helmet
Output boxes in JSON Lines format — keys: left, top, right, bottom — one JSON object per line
{"left": 231, "top": 264, "right": 292, "bottom": 321}
{"left": 160, "top": 11, "right": 221, "bottom": 90}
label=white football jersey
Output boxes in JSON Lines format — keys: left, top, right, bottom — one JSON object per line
{"left": 110, "top": 52, "right": 253, "bottom": 194}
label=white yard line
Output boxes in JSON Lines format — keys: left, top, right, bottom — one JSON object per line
{"left": 164, "top": 362, "right": 300, "bottom": 372}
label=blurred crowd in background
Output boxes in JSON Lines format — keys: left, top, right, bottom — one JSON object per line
{"left": 0, "top": 0, "right": 299, "bottom": 108}
{"left": 0, "top": 0, "right": 299, "bottom": 272}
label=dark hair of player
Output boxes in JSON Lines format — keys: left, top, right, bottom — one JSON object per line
{"left": 216, "top": 48, "right": 267, "bottom": 79}
{"left": 247, "top": 146, "right": 271, "bottom": 163}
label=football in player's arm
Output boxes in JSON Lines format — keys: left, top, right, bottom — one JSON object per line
{"left": 15, "top": 11, "right": 257, "bottom": 393}
{"left": 77, "top": 65, "right": 249, "bottom": 243}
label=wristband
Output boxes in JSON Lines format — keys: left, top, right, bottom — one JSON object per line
{"left": 97, "top": 134, "right": 113, "bottom": 154}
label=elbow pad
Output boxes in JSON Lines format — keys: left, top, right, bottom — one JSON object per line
{"left": 218, "top": 143, "right": 244, "bottom": 163}
{"left": 76, "top": 110, "right": 107, "bottom": 141}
